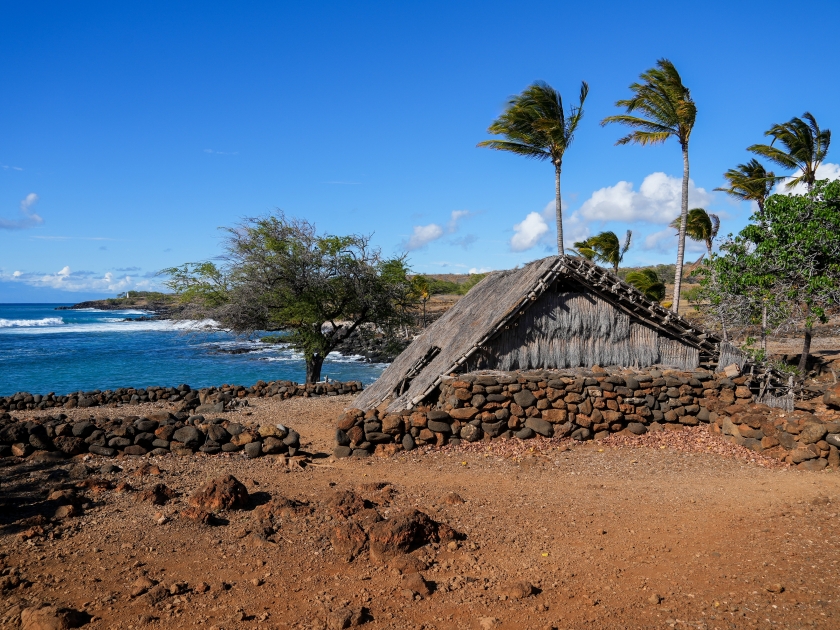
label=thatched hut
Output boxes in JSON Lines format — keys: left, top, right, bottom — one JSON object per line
{"left": 356, "top": 255, "right": 749, "bottom": 413}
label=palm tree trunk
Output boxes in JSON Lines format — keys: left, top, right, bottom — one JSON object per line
{"left": 672, "top": 145, "right": 690, "bottom": 314}
{"left": 555, "top": 164, "right": 563, "bottom": 255}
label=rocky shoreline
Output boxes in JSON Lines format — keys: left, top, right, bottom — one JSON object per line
{"left": 56, "top": 299, "right": 410, "bottom": 363}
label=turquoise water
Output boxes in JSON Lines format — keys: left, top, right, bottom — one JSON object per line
{"left": 0, "top": 304, "right": 387, "bottom": 396}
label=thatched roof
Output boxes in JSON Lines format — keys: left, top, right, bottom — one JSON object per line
{"left": 354, "top": 255, "right": 744, "bottom": 413}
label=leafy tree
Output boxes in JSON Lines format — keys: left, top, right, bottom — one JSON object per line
{"left": 601, "top": 59, "right": 696, "bottom": 313}
{"left": 748, "top": 113, "right": 831, "bottom": 192}
{"left": 701, "top": 180, "right": 840, "bottom": 371}
{"left": 572, "top": 230, "right": 632, "bottom": 272}
{"left": 411, "top": 275, "right": 431, "bottom": 327}
{"left": 162, "top": 213, "right": 415, "bottom": 383}
{"left": 625, "top": 268, "right": 666, "bottom": 302}
{"left": 478, "top": 81, "right": 589, "bottom": 253}
{"left": 714, "top": 159, "right": 777, "bottom": 215}
{"left": 669, "top": 208, "right": 719, "bottom": 260}
{"left": 714, "top": 161, "right": 777, "bottom": 344}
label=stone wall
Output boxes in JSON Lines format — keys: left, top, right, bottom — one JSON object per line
{"left": 0, "top": 410, "right": 299, "bottom": 459}
{"left": 0, "top": 379, "right": 364, "bottom": 414}
{"left": 334, "top": 368, "right": 840, "bottom": 471}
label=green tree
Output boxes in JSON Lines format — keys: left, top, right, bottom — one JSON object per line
{"left": 478, "top": 80, "right": 589, "bottom": 253}
{"left": 714, "top": 161, "right": 777, "bottom": 346}
{"left": 162, "top": 212, "right": 415, "bottom": 383}
{"left": 410, "top": 275, "right": 431, "bottom": 327}
{"left": 714, "top": 159, "right": 777, "bottom": 215}
{"left": 702, "top": 180, "right": 840, "bottom": 372}
{"left": 572, "top": 230, "right": 632, "bottom": 272}
{"left": 625, "top": 268, "right": 666, "bottom": 302}
{"left": 748, "top": 113, "right": 831, "bottom": 192}
{"left": 669, "top": 208, "right": 719, "bottom": 260}
{"left": 601, "top": 59, "right": 696, "bottom": 313}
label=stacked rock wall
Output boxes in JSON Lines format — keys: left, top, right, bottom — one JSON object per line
{"left": 0, "top": 379, "right": 363, "bottom": 414}
{"left": 335, "top": 368, "right": 840, "bottom": 471}
{"left": 0, "top": 410, "right": 300, "bottom": 460}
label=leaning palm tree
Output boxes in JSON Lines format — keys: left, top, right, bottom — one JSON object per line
{"left": 625, "top": 268, "right": 666, "bottom": 302}
{"left": 601, "top": 59, "right": 696, "bottom": 313}
{"left": 669, "top": 208, "right": 719, "bottom": 260}
{"left": 748, "top": 113, "right": 831, "bottom": 192}
{"left": 714, "top": 159, "right": 777, "bottom": 215}
{"left": 478, "top": 81, "right": 589, "bottom": 253}
{"left": 572, "top": 230, "right": 631, "bottom": 273}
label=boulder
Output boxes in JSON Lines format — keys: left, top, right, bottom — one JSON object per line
{"left": 824, "top": 383, "right": 840, "bottom": 408}
{"left": 401, "top": 434, "right": 415, "bottom": 451}
{"left": 524, "top": 417, "right": 553, "bottom": 437}
{"left": 513, "top": 390, "right": 537, "bottom": 408}
{"left": 368, "top": 509, "right": 454, "bottom": 563}
{"left": 798, "top": 423, "right": 827, "bottom": 445}
{"left": 20, "top": 604, "right": 89, "bottom": 630}
{"left": 172, "top": 426, "right": 204, "bottom": 449}
{"left": 459, "top": 424, "right": 482, "bottom": 442}
{"left": 189, "top": 475, "right": 249, "bottom": 511}
{"left": 427, "top": 420, "right": 452, "bottom": 434}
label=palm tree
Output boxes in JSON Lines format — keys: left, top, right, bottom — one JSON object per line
{"left": 625, "top": 268, "right": 666, "bottom": 302}
{"left": 748, "top": 113, "right": 831, "bottom": 192}
{"left": 478, "top": 81, "right": 589, "bottom": 253}
{"left": 601, "top": 59, "right": 696, "bottom": 314}
{"left": 714, "top": 159, "right": 777, "bottom": 215}
{"left": 572, "top": 230, "right": 632, "bottom": 273}
{"left": 669, "top": 208, "right": 719, "bottom": 260}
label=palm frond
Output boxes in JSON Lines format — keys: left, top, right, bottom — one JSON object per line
{"left": 476, "top": 139, "right": 550, "bottom": 160}
{"left": 602, "top": 58, "right": 694, "bottom": 148}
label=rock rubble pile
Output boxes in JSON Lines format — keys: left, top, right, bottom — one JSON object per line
{"left": 0, "top": 379, "right": 364, "bottom": 414}
{"left": 0, "top": 411, "right": 301, "bottom": 460}
{"left": 335, "top": 368, "right": 840, "bottom": 470}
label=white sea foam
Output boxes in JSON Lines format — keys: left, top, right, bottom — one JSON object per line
{"left": 75, "top": 308, "right": 151, "bottom": 314}
{"left": 0, "top": 317, "right": 65, "bottom": 328}
{"left": 0, "top": 318, "right": 219, "bottom": 335}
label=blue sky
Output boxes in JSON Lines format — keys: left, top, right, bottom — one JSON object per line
{"left": 2, "top": 0, "right": 839, "bottom": 302}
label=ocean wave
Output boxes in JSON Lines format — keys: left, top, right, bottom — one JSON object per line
{"left": 0, "top": 318, "right": 219, "bottom": 335}
{"left": 75, "top": 308, "right": 151, "bottom": 314}
{"left": 0, "top": 317, "right": 64, "bottom": 328}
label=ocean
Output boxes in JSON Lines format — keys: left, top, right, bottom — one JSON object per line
{"left": 0, "top": 304, "right": 387, "bottom": 397}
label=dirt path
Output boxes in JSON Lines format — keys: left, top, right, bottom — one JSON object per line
{"left": 2, "top": 396, "right": 840, "bottom": 629}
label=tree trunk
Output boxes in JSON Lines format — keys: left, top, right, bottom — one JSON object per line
{"left": 672, "top": 145, "right": 690, "bottom": 314}
{"left": 761, "top": 302, "right": 767, "bottom": 356}
{"left": 798, "top": 325, "right": 812, "bottom": 374}
{"left": 798, "top": 302, "right": 813, "bottom": 373}
{"left": 555, "top": 164, "right": 563, "bottom": 255}
{"left": 305, "top": 354, "right": 325, "bottom": 384}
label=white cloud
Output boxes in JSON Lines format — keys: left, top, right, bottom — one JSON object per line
{"left": 447, "top": 210, "right": 472, "bottom": 233}
{"left": 642, "top": 227, "right": 708, "bottom": 255}
{"left": 469, "top": 267, "right": 492, "bottom": 274}
{"left": 405, "top": 210, "right": 476, "bottom": 251}
{"left": 773, "top": 162, "right": 840, "bottom": 196}
{"left": 3, "top": 266, "right": 157, "bottom": 293}
{"left": 511, "top": 212, "right": 551, "bottom": 252}
{"left": 575, "top": 173, "right": 713, "bottom": 225}
{"left": 405, "top": 223, "right": 444, "bottom": 250}
{"left": 509, "top": 198, "right": 580, "bottom": 253}
{"left": 0, "top": 193, "right": 43, "bottom": 230}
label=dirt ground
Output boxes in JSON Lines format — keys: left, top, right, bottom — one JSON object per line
{"left": 3, "top": 395, "right": 840, "bottom": 629}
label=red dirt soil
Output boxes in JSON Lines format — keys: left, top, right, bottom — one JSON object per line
{"left": 2, "top": 394, "right": 840, "bottom": 629}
